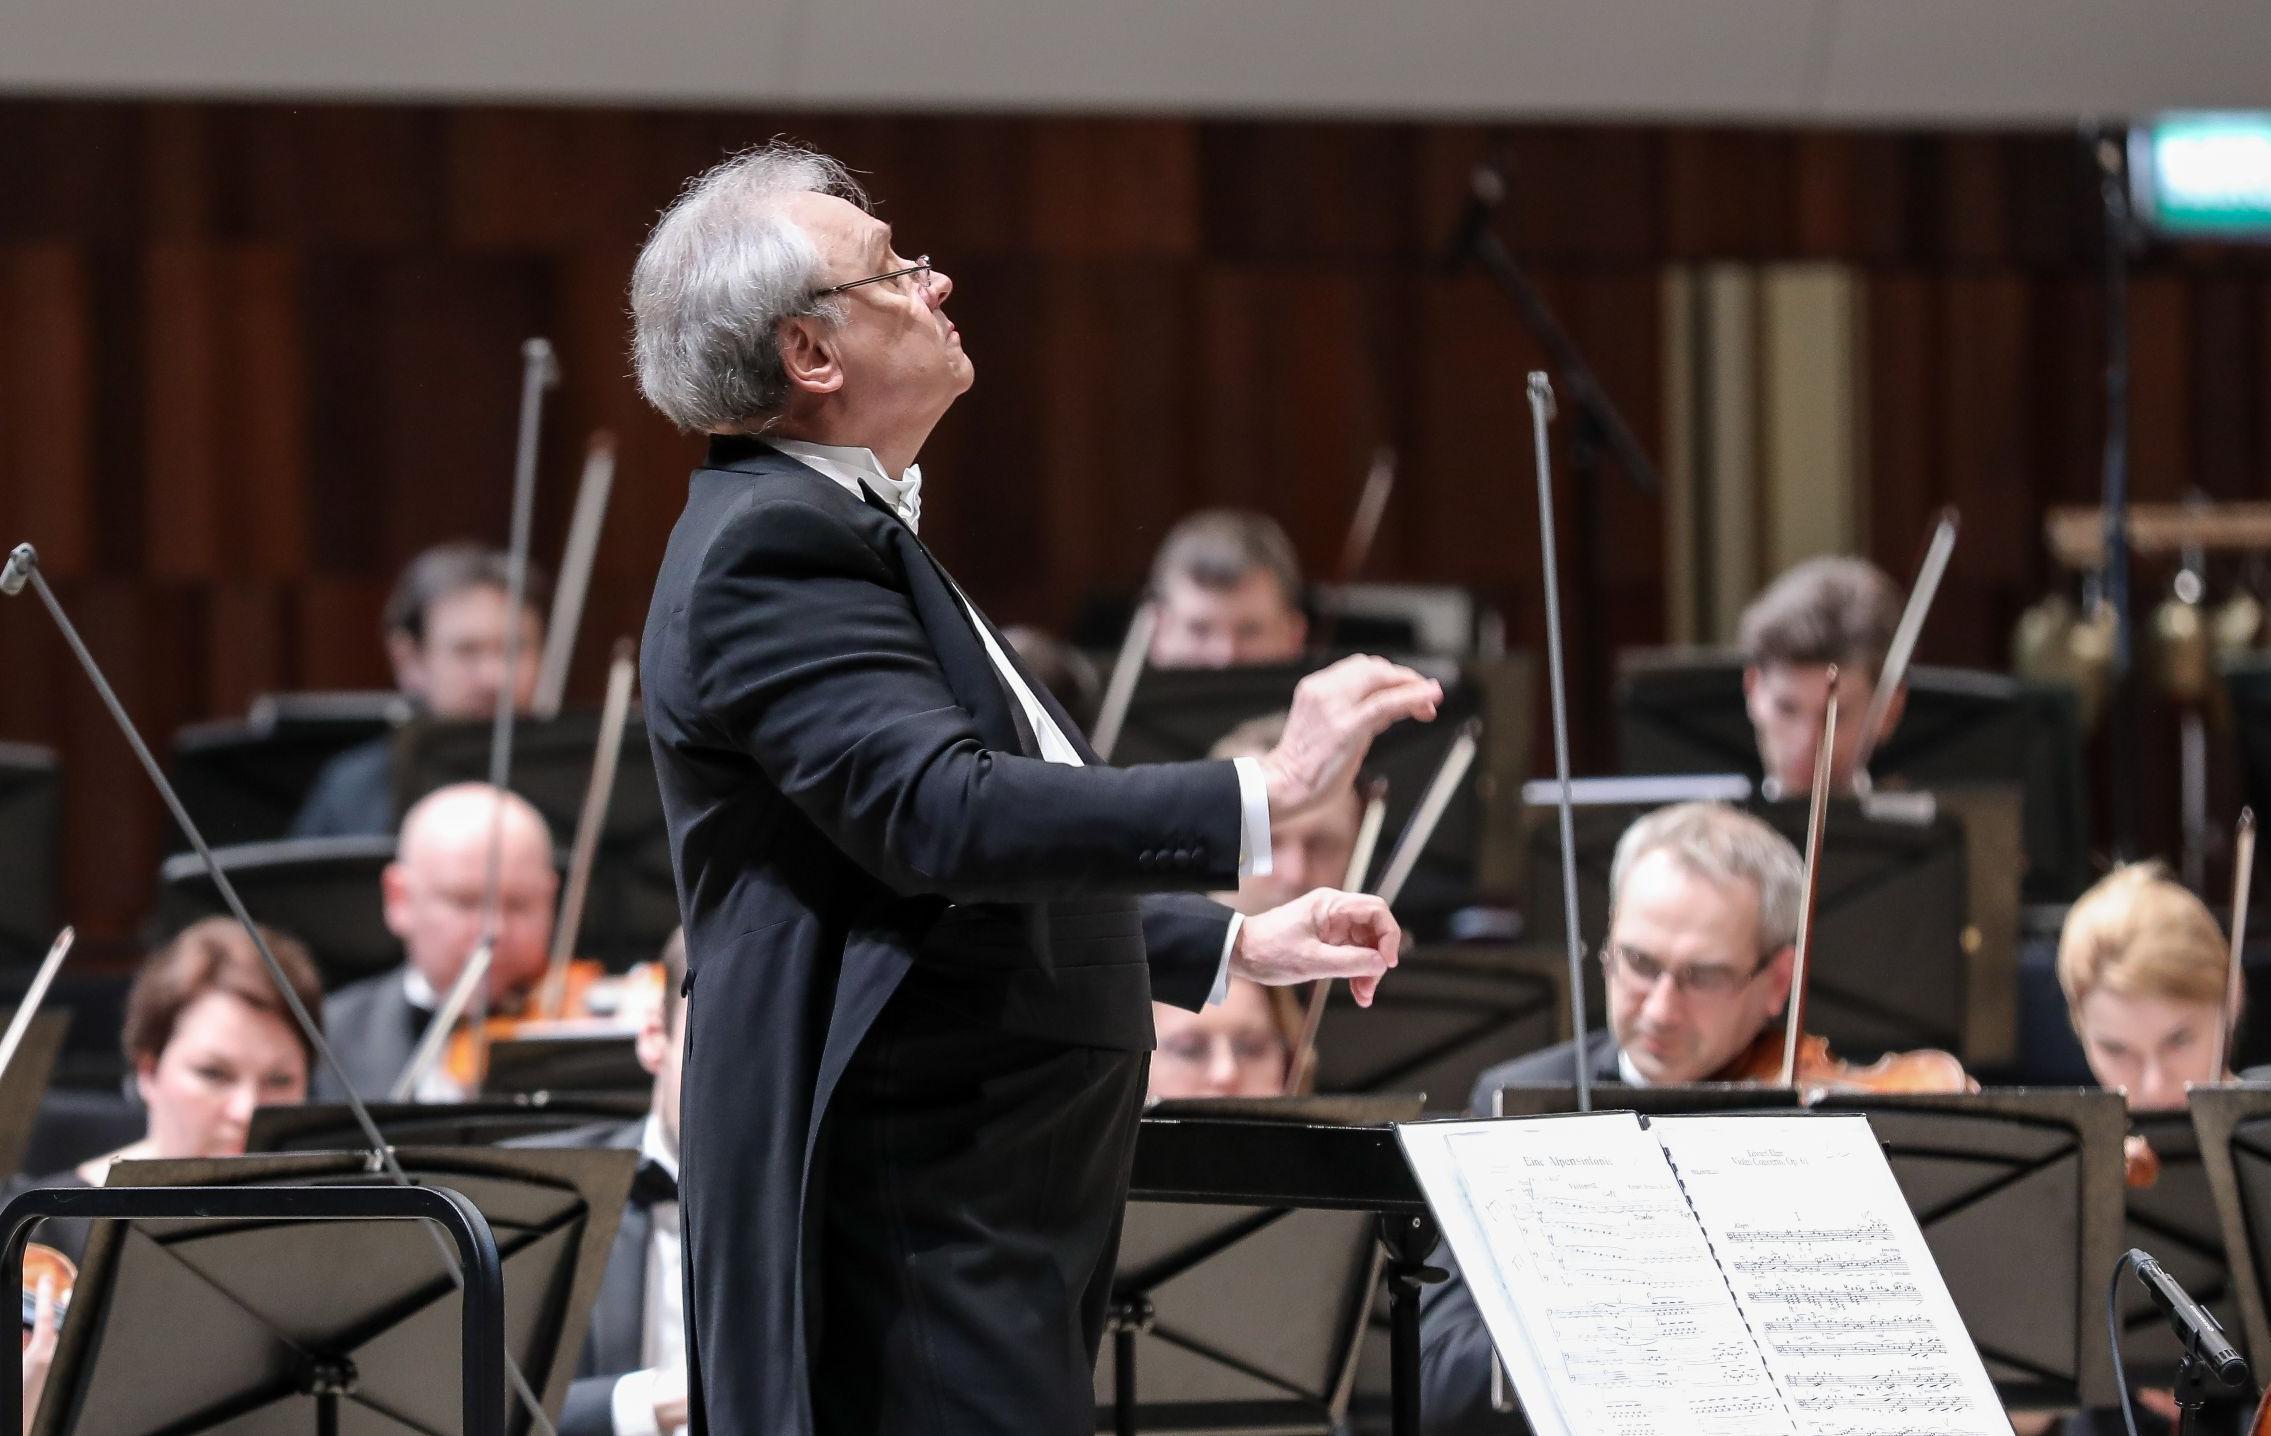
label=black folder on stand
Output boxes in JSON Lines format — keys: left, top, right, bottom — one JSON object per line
{"left": 246, "top": 1096, "right": 649, "bottom": 1154}
{"left": 1310, "top": 947, "right": 1564, "bottom": 1112}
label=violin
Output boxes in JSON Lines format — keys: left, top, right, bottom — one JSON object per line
{"left": 438, "top": 957, "right": 619, "bottom": 1092}
{"left": 20, "top": 1241, "right": 72, "bottom": 1344}
{"left": 1716, "top": 1027, "right": 1974, "bottom": 1096}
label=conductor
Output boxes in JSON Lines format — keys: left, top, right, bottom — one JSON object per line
{"left": 632, "top": 143, "right": 1441, "bottom": 1436}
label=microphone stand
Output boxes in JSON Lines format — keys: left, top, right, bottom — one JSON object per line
{"left": 2091, "top": 125, "right": 2140, "bottom": 861}
{"left": 1443, "top": 165, "right": 1662, "bottom": 737}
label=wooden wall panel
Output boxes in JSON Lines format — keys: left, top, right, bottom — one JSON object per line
{"left": 1, "top": 99, "right": 2269, "bottom": 937}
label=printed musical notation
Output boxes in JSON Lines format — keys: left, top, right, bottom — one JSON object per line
{"left": 1654, "top": 1116, "right": 2008, "bottom": 1436}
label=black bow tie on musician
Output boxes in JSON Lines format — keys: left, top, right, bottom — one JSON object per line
{"left": 627, "top": 141, "right": 1439, "bottom": 1436}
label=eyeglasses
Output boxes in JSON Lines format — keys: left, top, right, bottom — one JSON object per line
{"left": 1604, "top": 943, "right": 1771, "bottom": 999}
{"left": 1156, "top": 1031, "right": 1287, "bottom": 1068}
{"left": 813, "top": 255, "right": 933, "bottom": 299}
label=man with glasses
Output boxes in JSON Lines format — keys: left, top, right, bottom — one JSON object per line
{"left": 1418, "top": 801, "right": 1802, "bottom": 1434}
{"left": 632, "top": 143, "right": 1443, "bottom": 1436}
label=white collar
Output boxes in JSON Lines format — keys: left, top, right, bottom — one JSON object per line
{"left": 769, "top": 439, "right": 922, "bottom": 532}
{"left": 1615, "top": 1047, "right": 1649, "bottom": 1088}
{"left": 403, "top": 967, "right": 440, "bottom": 1012}
{"left": 639, "top": 1112, "right": 679, "bottom": 1181}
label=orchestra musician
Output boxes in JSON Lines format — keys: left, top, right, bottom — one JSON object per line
{"left": 313, "top": 783, "right": 559, "bottom": 1102}
{"left": 1421, "top": 801, "right": 1805, "bottom": 1435}
{"left": 290, "top": 542, "right": 550, "bottom": 838}
{"left": 629, "top": 141, "right": 1433, "bottom": 1436}
{"left": 1739, "top": 556, "right": 1906, "bottom": 798}
{"left": 2058, "top": 863, "right": 2243, "bottom": 1108}
{"left": 5, "top": 917, "right": 326, "bottom": 1256}
{"left": 515, "top": 930, "right": 690, "bottom": 1436}
{"left": 1145, "top": 510, "right": 1310, "bottom": 668}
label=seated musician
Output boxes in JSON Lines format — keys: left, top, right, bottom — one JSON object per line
{"left": 7, "top": 917, "right": 324, "bottom": 1246}
{"left": 1146, "top": 510, "right": 1309, "bottom": 668}
{"left": 515, "top": 931, "right": 689, "bottom": 1436}
{"left": 1738, "top": 556, "right": 1905, "bottom": 799}
{"left": 290, "top": 542, "right": 550, "bottom": 838}
{"left": 315, "top": 783, "right": 558, "bottom": 1102}
{"left": 2058, "top": 863, "right": 2241, "bottom": 1109}
{"left": 1420, "top": 801, "right": 1803, "bottom": 1435}
{"left": 1145, "top": 713, "right": 1362, "bottom": 1102}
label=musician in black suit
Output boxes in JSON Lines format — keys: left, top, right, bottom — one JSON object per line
{"left": 630, "top": 142, "right": 1439, "bottom": 1436}
{"left": 516, "top": 931, "right": 690, "bottom": 1436}
{"left": 314, "top": 783, "right": 558, "bottom": 1102}
{"left": 1422, "top": 801, "right": 1803, "bottom": 1434}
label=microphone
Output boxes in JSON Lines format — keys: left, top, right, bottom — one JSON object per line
{"left": 1439, "top": 165, "right": 1507, "bottom": 275}
{"left": 1, "top": 543, "right": 34, "bottom": 596}
{"left": 2130, "top": 1249, "right": 2248, "bottom": 1386}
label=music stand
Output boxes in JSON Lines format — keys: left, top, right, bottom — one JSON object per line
{"left": 1309, "top": 947, "right": 1565, "bottom": 1113}
{"left": 1102, "top": 1096, "right": 1423, "bottom": 1436}
{"left": 154, "top": 836, "right": 399, "bottom": 990}
{"left": 392, "top": 713, "right": 676, "bottom": 969}
{"left": 1811, "top": 1088, "right": 2130, "bottom": 1408}
{"left": 2189, "top": 1086, "right": 2271, "bottom": 1385}
{"left": 0, "top": 1011, "right": 68, "bottom": 1177}
{"left": 171, "top": 692, "right": 411, "bottom": 846}
{"left": 245, "top": 1097, "right": 649, "bottom": 1154}
{"left": 1522, "top": 797, "right": 1974, "bottom": 1062}
{"left": 0, "top": 742, "right": 60, "bottom": 967}
{"left": 1485, "top": 1082, "right": 1802, "bottom": 1118}
{"left": 26, "top": 1145, "right": 630, "bottom": 1436}
{"left": 1615, "top": 653, "right": 2090, "bottom": 903}
{"left": 2109, "top": 1108, "right": 2249, "bottom": 1388}
{"left": 483, "top": 1032, "right": 648, "bottom": 1099}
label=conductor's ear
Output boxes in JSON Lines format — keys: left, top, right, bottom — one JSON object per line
{"left": 778, "top": 315, "right": 846, "bottom": 399}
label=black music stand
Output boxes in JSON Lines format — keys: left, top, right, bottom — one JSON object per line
{"left": 1811, "top": 1088, "right": 2130, "bottom": 1408}
{"left": 1615, "top": 653, "right": 2089, "bottom": 903}
{"left": 246, "top": 1096, "right": 649, "bottom": 1154}
{"left": 1309, "top": 947, "right": 1564, "bottom": 1112}
{"left": 25, "top": 1145, "right": 627, "bottom": 1436}
{"left": 1108, "top": 1098, "right": 1423, "bottom": 1436}
{"left": 2115, "top": 1109, "right": 2249, "bottom": 1388}
{"left": 2186, "top": 1087, "right": 2271, "bottom": 1389}
{"left": 8, "top": 1181, "right": 505, "bottom": 1436}
{"left": 1521, "top": 796, "right": 1973, "bottom": 1062}
{"left": 154, "top": 836, "right": 399, "bottom": 989}
{"left": 170, "top": 691, "right": 410, "bottom": 846}
{"left": 1485, "top": 1082, "right": 1802, "bottom": 1119}
{"left": 0, "top": 1011, "right": 69, "bottom": 1177}
{"left": 1102, "top": 657, "right": 1534, "bottom": 926}
{"left": 392, "top": 712, "right": 676, "bottom": 970}
{"left": 484, "top": 1032, "right": 648, "bottom": 1099}
{"left": 0, "top": 742, "right": 60, "bottom": 967}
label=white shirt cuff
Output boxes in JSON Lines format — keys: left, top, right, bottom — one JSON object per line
{"left": 611, "top": 1368, "right": 664, "bottom": 1436}
{"left": 1209, "top": 912, "right": 1242, "bottom": 1006}
{"left": 1231, "top": 757, "right": 1272, "bottom": 878}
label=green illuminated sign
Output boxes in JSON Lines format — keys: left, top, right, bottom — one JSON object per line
{"left": 2136, "top": 113, "right": 2271, "bottom": 239}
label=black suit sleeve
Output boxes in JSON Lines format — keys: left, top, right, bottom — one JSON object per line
{"left": 1140, "top": 891, "right": 1236, "bottom": 1011}
{"left": 686, "top": 497, "right": 1242, "bottom": 905}
{"left": 557, "top": 1374, "right": 618, "bottom": 1436}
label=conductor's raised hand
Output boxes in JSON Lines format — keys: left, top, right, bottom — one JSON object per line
{"left": 1260, "top": 656, "right": 1441, "bottom": 822}
{"left": 1231, "top": 889, "right": 1401, "bottom": 1007}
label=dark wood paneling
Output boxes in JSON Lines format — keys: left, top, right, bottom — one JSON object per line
{"left": 4, "top": 100, "right": 2271, "bottom": 937}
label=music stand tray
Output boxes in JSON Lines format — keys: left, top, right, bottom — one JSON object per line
{"left": 0, "top": 1011, "right": 69, "bottom": 1178}
{"left": 1311, "top": 947, "right": 1565, "bottom": 1112}
{"left": 1486, "top": 1082, "right": 1802, "bottom": 1119}
{"left": 27, "top": 1145, "right": 631, "bottom": 1436}
{"left": 155, "top": 836, "right": 399, "bottom": 990}
{"left": 246, "top": 1097, "right": 650, "bottom": 1154}
{"left": 2187, "top": 1086, "right": 2271, "bottom": 1388}
{"left": 0, "top": 742, "right": 61, "bottom": 966}
{"left": 1107, "top": 1097, "right": 1425, "bottom": 1436}
{"left": 484, "top": 1032, "right": 648, "bottom": 1099}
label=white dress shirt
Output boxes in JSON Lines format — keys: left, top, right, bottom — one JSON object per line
{"left": 609, "top": 1114, "right": 686, "bottom": 1436}
{"left": 769, "top": 439, "right": 1271, "bottom": 1002}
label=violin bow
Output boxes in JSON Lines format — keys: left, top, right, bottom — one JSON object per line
{"left": 532, "top": 432, "right": 617, "bottom": 719}
{"left": 398, "top": 336, "right": 559, "bottom": 1100}
{"left": 1088, "top": 601, "right": 1156, "bottom": 762}
{"left": 0, "top": 540, "right": 565, "bottom": 1436}
{"left": 1316, "top": 447, "right": 1397, "bottom": 651}
{"left": 538, "top": 638, "right": 637, "bottom": 1018}
{"left": 1780, "top": 668, "right": 1840, "bottom": 1087}
{"left": 1855, "top": 508, "right": 1958, "bottom": 779}
{"left": 0, "top": 927, "right": 73, "bottom": 1084}
{"left": 1527, "top": 371, "right": 1592, "bottom": 1113}
{"left": 2215, "top": 808, "right": 2255, "bottom": 1083}
{"left": 1283, "top": 776, "right": 1389, "bottom": 1093}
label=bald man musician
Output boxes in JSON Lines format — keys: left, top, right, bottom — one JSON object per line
{"left": 314, "top": 782, "right": 559, "bottom": 1103}
{"left": 630, "top": 142, "right": 1438, "bottom": 1436}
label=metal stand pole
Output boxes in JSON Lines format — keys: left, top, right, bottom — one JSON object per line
{"left": 1379, "top": 1210, "right": 1445, "bottom": 1436}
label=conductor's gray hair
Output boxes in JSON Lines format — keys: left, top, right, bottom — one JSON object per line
{"left": 1607, "top": 801, "right": 1803, "bottom": 955}
{"left": 630, "top": 141, "right": 869, "bottom": 434}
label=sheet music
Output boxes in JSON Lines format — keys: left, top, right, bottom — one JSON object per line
{"left": 1652, "top": 1115, "right": 2007, "bottom": 1436}
{"left": 1400, "top": 1114, "right": 1795, "bottom": 1436}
